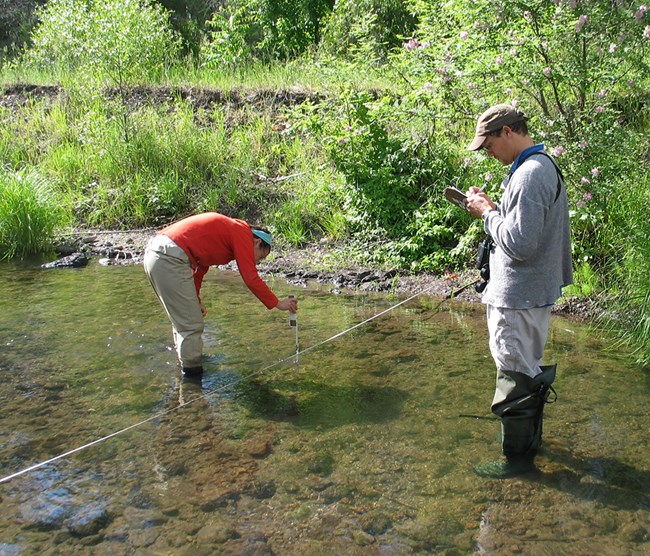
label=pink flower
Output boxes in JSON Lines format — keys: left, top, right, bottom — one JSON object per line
{"left": 598, "top": 89, "right": 607, "bottom": 98}
{"left": 403, "top": 39, "right": 420, "bottom": 51}
{"left": 485, "top": 172, "right": 493, "bottom": 182}
{"left": 543, "top": 67, "right": 552, "bottom": 76}
{"left": 552, "top": 146, "right": 565, "bottom": 156}
{"left": 583, "top": 192, "right": 593, "bottom": 201}
{"left": 635, "top": 5, "right": 648, "bottom": 22}
{"left": 576, "top": 14, "right": 588, "bottom": 32}
{"left": 644, "top": 25, "right": 650, "bottom": 38}
{"left": 505, "top": 88, "right": 512, "bottom": 95}
{"left": 579, "top": 141, "right": 589, "bottom": 148}
{"left": 576, "top": 200, "right": 586, "bottom": 208}
{"left": 591, "top": 167, "right": 600, "bottom": 177}
{"left": 609, "top": 43, "right": 617, "bottom": 53}
{"left": 495, "top": 56, "right": 504, "bottom": 66}
{"left": 423, "top": 82, "right": 434, "bottom": 90}
{"left": 596, "top": 106, "right": 605, "bottom": 113}
{"left": 460, "top": 31, "right": 469, "bottom": 40}
{"left": 580, "top": 177, "right": 590, "bottom": 184}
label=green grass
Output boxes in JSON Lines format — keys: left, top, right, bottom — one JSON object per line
{"left": 0, "top": 167, "right": 71, "bottom": 259}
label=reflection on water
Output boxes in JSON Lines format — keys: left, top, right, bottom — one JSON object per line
{"left": 0, "top": 260, "right": 649, "bottom": 554}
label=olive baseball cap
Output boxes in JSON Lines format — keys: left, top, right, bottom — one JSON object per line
{"left": 467, "top": 104, "right": 528, "bottom": 151}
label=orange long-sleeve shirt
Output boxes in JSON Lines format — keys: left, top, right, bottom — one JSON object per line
{"left": 160, "top": 213, "right": 279, "bottom": 309}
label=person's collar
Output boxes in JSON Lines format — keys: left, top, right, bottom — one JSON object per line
{"left": 509, "top": 143, "right": 545, "bottom": 175}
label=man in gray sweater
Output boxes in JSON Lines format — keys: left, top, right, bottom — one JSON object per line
{"left": 465, "top": 104, "right": 573, "bottom": 478}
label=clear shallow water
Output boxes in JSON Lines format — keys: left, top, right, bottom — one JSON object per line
{"left": 0, "top": 260, "right": 648, "bottom": 555}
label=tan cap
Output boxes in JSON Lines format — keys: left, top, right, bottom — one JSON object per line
{"left": 467, "top": 104, "right": 528, "bottom": 151}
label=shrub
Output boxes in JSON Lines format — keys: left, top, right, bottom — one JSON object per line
{"left": 24, "top": 0, "right": 180, "bottom": 84}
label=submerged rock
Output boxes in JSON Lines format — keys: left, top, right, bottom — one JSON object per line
{"left": 20, "top": 496, "right": 73, "bottom": 530}
{"left": 66, "top": 505, "right": 112, "bottom": 537}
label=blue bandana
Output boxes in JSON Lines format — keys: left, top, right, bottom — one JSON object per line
{"left": 252, "top": 229, "right": 273, "bottom": 246}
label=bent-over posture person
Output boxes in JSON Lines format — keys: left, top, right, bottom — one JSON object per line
{"left": 465, "top": 104, "right": 573, "bottom": 478}
{"left": 143, "top": 212, "right": 298, "bottom": 378}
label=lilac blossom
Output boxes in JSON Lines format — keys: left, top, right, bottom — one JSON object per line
{"left": 423, "top": 82, "right": 433, "bottom": 90}
{"left": 552, "top": 146, "right": 565, "bottom": 156}
{"left": 403, "top": 39, "right": 426, "bottom": 51}
{"left": 591, "top": 167, "right": 600, "bottom": 177}
{"left": 583, "top": 192, "right": 593, "bottom": 201}
{"left": 576, "top": 14, "right": 588, "bottom": 32}
{"left": 580, "top": 177, "right": 590, "bottom": 184}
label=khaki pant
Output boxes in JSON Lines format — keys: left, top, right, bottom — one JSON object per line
{"left": 143, "top": 235, "right": 204, "bottom": 368}
{"left": 486, "top": 305, "right": 552, "bottom": 378}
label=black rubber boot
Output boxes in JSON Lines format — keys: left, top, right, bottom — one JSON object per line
{"left": 181, "top": 365, "right": 203, "bottom": 380}
{"left": 474, "top": 366, "right": 557, "bottom": 479}
{"left": 530, "top": 364, "right": 557, "bottom": 454}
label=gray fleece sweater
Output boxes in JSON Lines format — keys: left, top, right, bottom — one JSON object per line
{"left": 482, "top": 152, "right": 573, "bottom": 309}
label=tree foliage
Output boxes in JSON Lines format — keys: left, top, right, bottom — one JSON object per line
{"left": 25, "top": 0, "right": 180, "bottom": 83}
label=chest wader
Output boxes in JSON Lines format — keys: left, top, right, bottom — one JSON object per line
{"left": 475, "top": 365, "right": 557, "bottom": 478}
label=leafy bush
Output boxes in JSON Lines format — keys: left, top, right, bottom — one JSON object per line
{"left": 24, "top": 0, "right": 180, "bottom": 83}
{"left": 201, "top": 0, "right": 335, "bottom": 67}
{"left": 320, "top": 0, "right": 418, "bottom": 60}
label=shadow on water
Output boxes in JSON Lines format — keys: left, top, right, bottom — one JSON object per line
{"left": 233, "top": 378, "right": 408, "bottom": 429}
{"left": 534, "top": 443, "right": 650, "bottom": 513}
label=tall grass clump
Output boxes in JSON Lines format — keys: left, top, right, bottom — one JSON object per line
{"left": 598, "top": 165, "right": 650, "bottom": 366}
{"left": 0, "top": 167, "right": 71, "bottom": 259}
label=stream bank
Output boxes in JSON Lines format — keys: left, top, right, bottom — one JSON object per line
{"left": 50, "top": 229, "right": 597, "bottom": 321}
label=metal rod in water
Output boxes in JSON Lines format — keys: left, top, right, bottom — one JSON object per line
{"left": 288, "top": 295, "right": 299, "bottom": 358}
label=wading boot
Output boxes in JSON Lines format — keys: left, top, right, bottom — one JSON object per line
{"left": 474, "top": 366, "right": 557, "bottom": 479}
{"left": 181, "top": 365, "right": 203, "bottom": 380}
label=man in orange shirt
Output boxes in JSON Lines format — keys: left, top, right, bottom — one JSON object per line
{"left": 144, "top": 212, "right": 298, "bottom": 378}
